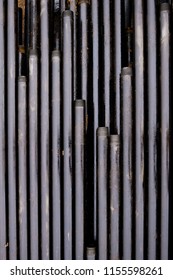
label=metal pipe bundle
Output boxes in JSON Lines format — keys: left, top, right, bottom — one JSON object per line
{"left": 0, "top": 0, "right": 172, "bottom": 260}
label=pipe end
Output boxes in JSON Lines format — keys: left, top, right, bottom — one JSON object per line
{"left": 18, "top": 76, "right": 26, "bottom": 82}
{"left": 121, "top": 67, "right": 132, "bottom": 76}
{"left": 110, "top": 135, "right": 120, "bottom": 143}
{"left": 97, "top": 127, "right": 108, "bottom": 136}
{"left": 160, "top": 3, "right": 170, "bottom": 11}
{"left": 75, "top": 100, "right": 85, "bottom": 107}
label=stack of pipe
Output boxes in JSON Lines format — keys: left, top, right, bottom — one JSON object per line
{"left": 0, "top": 0, "right": 172, "bottom": 260}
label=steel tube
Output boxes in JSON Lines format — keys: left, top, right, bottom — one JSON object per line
{"left": 101, "top": 0, "right": 111, "bottom": 128}
{"left": 52, "top": 50, "right": 61, "bottom": 260}
{"left": 7, "top": 0, "right": 17, "bottom": 260}
{"left": 77, "top": 1, "right": 89, "bottom": 107}
{"left": 109, "top": 135, "right": 120, "bottom": 260}
{"left": 147, "top": 0, "right": 158, "bottom": 260}
{"left": 40, "top": 0, "right": 50, "bottom": 260}
{"left": 91, "top": 0, "right": 99, "bottom": 242}
{"left": 121, "top": 67, "right": 133, "bottom": 260}
{"left": 74, "top": 100, "right": 85, "bottom": 260}
{"left": 69, "top": 0, "right": 77, "bottom": 100}
{"left": 0, "top": 0, "right": 6, "bottom": 260}
{"left": 113, "top": 0, "right": 121, "bottom": 134}
{"left": 86, "top": 247, "right": 96, "bottom": 260}
{"left": 134, "top": 0, "right": 144, "bottom": 260}
{"left": 30, "top": 0, "right": 38, "bottom": 49}
{"left": 54, "top": 0, "right": 61, "bottom": 49}
{"left": 160, "top": 3, "right": 170, "bottom": 260}
{"left": 29, "top": 50, "right": 39, "bottom": 260}
{"left": 97, "top": 127, "right": 108, "bottom": 260}
{"left": 18, "top": 76, "right": 28, "bottom": 260}
{"left": 62, "top": 10, "right": 73, "bottom": 260}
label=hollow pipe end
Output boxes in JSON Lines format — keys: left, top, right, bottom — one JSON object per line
{"left": 29, "top": 49, "right": 38, "bottom": 56}
{"left": 160, "top": 3, "right": 170, "bottom": 11}
{"left": 18, "top": 76, "right": 26, "bottom": 82}
{"left": 86, "top": 247, "right": 96, "bottom": 256}
{"left": 121, "top": 67, "right": 132, "bottom": 76}
{"left": 110, "top": 135, "right": 120, "bottom": 143}
{"left": 52, "top": 50, "right": 60, "bottom": 57}
{"left": 75, "top": 100, "right": 85, "bottom": 107}
{"left": 63, "top": 10, "right": 73, "bottom": 17}
{"left": 97, "top": 127, "right": 108, "bottom": 136}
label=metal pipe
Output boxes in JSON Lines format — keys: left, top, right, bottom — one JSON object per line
{"left": 109, "top": 135, "right": 120, "bottom": 260}
{"left": 0, "top": 0, "right": 6, "bottom": 260}
{"left": 86, "top": 247, "right": 96, "bottom": 260}
{"left": 30, "top": 0, "right": 38, "bottom": 49}
{"left": 69, "top": 0, "right": 77, "bottom": 100}
{"left": 160, "top": 2, "right": 170, "bottom": 260}
{"left": 40, "top": 0, "right": 50, "bottom": 260}
{"left": 147, "top": 0, "right": 158, "bottom": 260}
{"left": 29, "top": 50, "right": 39, "bottom": 260}
{"left": 52, "top": 50, "right": 61, "bottom": 260}
{"left": 100, "top": 0, "right": 111, "bottom": 128}
{"left": 113, "top": 0, "right": 121, "bottom": 134}
{"left": 91, "top": 0, "right": 99, "bottom": 242}
{"left": 54, "top": 0, "right": 61, "bottom": 50}
{"left": 60, "top": 0, "right": 66, "bottom": 12}
{"left": 74, "top": 100, "right": 85, "bottom": 260}
{"left": 121, "top": 0, "right": 133, "bottom": 67}
{"left": 77, "top": 1, "right": 89, "bottom": 108}
{"left": 18, "top": 76, "right": 28, "bottom": 260}
{"left": 121, "top": 67, "right": 133, "bottom": 260}
{"left": 7, "top": 0, "right": 17, "bottom": 260}
{"left": 134, "top": 0, "right": 144, "bottom": 260}
{"left": 62, "top": 10, "right": 73, "bottom": 260}
{"left": 97, "top": 127, "right": 108, "bottom": 260}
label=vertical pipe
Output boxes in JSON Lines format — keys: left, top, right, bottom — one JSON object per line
{"left": 40, "top": 0, "right": 50, "bottom": 260}
{"left": 29, "top": 50, "right": 39, "bottom": 260}
{"left": 18, "top": 77, "right": 28, "bottom": 260}
{"left": 91, "top": 0, "right": 99, "bottom": 242}
{"left": 25, "top": 0, "right": 38, "bottom": 50}
{"left": 69, "top": 0, "right": 77, "bottom": 100}
{"left": 109, "top": 135, "right": 120, "bottom": 260}
{"left": 62, "top": 10, "right": 73, "bottom": 260}
{"left": 52, "top": 50, "right": 61, "bottom": 260}
{"left": 7, "top": 0, "right": 17, "bottom": 260}
{"left": 101, "top": 0, "right": 111, "bottom": 128}
{"left": 54, "top": 0, "right": 61, "bottom": 50}
{"left": 113, "top": 0, "right": 121, "bottom": 134}
{"left": 86, "top": 247, "right": 96, "bottom": 260}
{"left": 60, "top": 0, "right": 66, "bottom": 12}
{"left": 78, "top": 1, "right": 89, "bottom": 107}
{"left": 147, "top": 0, "right": 158, "bottom": 260}
{"left": 74, "top": 100, "right": 85, "bottom": 260}
{"left": 123, "top": 0, "right": 133, "bottom": 67}
{"left": 30, "top": 0, "right": 38, "bottom": 49}
{"left": 160, "top": 3, "right": 170, "bottom": 260}
{"left": 24, "top": 0, "right": 30, "bottom": 81}
{"left": 97, "top": 127, "right": 108, "bottom": 260}
{"left": 124, "top": 0, "right": 132, "bottom": 29}
{"left": 0, "top": 0, "right": 6, "bottom": 260}
{"left": 134, "top": 0, "right": 144, "bottom": 260}
{"left": 121, "top": 67, "right": 133, "bottom": 260}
